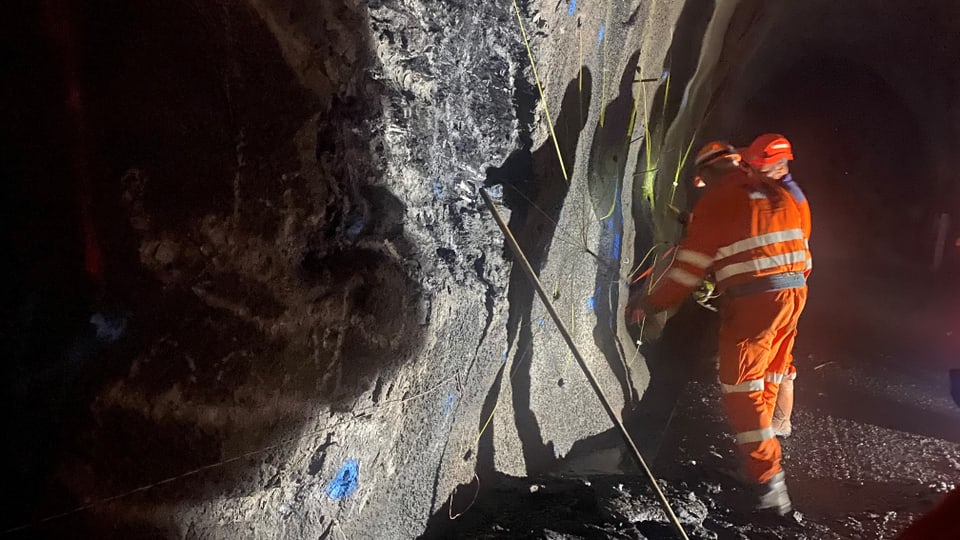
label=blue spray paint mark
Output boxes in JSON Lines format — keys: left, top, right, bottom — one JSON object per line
{"left": 326, "top": 460, "right": 359, "bottom": 500}
{"left": 586, "top": 296, "right": 596, "bottom": 313}
{"left": 568, "top": 0, "right": 577, "bottom": 16}
{"left": 662, "top": 69, "right": 670, "bottom": 80}
{"left": 442, "top": 392, "right": 455, "bottom": 416}
{"left": 502, "top": 347, "right": 509, "bottom": 364}
{"left": 346, "top": 218, "right": 365, "bottom": 239}
{"left": 90, "top": 312, "right": 127, "bottom": 344}
{"left": 535, "top": 316, "right": 546, "bottom": 328}
{"left": 597, "top": 25, "right": 605, "bottom": 45}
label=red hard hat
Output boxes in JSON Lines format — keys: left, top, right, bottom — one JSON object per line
{"left": 744, "top": 134, "right": 793, "bottom": 167}
{"left": 693, "top": 141, "right": 739, "bottom": 169}
{"left": 692, "top": 141, "right": 739, "bottom": 188}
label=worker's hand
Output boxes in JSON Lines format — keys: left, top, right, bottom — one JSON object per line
{"left": 625, "top": 288, "right": 649, "bottom": 326}
{"left": 668, "top": 204, "right": 691, "bottom": 226}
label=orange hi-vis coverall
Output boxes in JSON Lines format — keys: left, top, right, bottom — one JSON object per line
{"left": 775, "top": 172, "right": 811, "bottom": 384}
{"left": 646, "top": 169, "right": 810, "bottom": 484}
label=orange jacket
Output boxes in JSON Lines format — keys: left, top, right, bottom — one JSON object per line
{"left": 646, "top": 169, "right": 810, "bottom": 311}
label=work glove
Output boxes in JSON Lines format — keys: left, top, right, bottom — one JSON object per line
{"left": 692, "top": 280, "right": 718, "bottom": 311}
{"left": 625, "top": 288, "right": 647, "bottom": 326}
{"left": 625, "top": 288, "right": 667, "bottom": 343}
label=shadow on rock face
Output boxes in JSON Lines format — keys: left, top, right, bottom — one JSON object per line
{"left": 480, "top": 69, "right": 593, "bottom": 476}
{"left": 586, "top": 49, "right": 642, "bottom": 425}
{"left": 419, "top": 471, "right": 713, "bottom": 539}
{"left": 6, "top": 0, "right": 425, "bottom": 535}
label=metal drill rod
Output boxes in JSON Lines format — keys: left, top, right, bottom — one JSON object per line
{"left": 479, "top": 187, "right": 689, "bottom": 540}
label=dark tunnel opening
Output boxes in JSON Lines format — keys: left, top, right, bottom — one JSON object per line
{"left": 730, "top": 54, "right": 937, "bottom": 274}
{"left": 690, "top": 2, "right": 960, "bottom": 363}
{"left": 714, "top": 52, "right": 960, "bottom": 363}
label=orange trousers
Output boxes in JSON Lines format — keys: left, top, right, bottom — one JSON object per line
{"left": 717, "top": 286, "right": 807, "bottom": 484}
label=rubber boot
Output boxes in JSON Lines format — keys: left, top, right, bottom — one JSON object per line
{"left": 757, "top": 471, "right": 792, "bottom": 516}
{"left": 772, "top": 378, "right": 794, "bottom": 438}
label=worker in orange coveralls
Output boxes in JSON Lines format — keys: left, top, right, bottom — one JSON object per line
{"left": 626, "top": 140, "right": 810, "bottom": 516}
{"left": 742, "top": 134, "right": 811, "bottom": 439}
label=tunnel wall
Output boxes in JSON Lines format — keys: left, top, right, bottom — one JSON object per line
{"left": 11, "top": 0, "right": 702, "bottom": 538}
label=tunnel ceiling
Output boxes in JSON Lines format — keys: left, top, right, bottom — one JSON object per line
{"left": 678, "top": 0, "right": 960, "bottom": 271}
{"left": 726, "top": 0, "right": 960, "bottom": 174}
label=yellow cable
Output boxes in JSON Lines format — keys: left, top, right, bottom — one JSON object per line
{"left": 598, "top": 0, "right": 614, "bottom": 127}
{"left": 661, "top": 71, "right": 671, "bottom": 121}
{"left": 648, "top": 247, "right": 679, "bottom": 292}
{"left": 596, "top": 83, "right": 646, "bottom": 222}
{"left": 578, "top": 20, "right": 583, "bottom": 94}
{"left": 578, "top": 21, "right": 584, "bottom": 134}
{"left": 598, "top": 180, "right": 619, "bottom": 220}
{"left": 473, "top": 401, "right": 500, "bottom": 447}
{"left": 511, "top": 0, "right": 568, "bottom": 182}
{"left": 626, "top": 242, "right": 668, "bottom": 281}
{"left": 626, "top": 94, "right": 639, "bottom": 143}
{"left": 668, "top": 133, "right": 698, "bottom": 205}
{"left": 560, "top": 299, "right": 576, "bottom": 380}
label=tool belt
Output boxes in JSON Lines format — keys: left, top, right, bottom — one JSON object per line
{"left": 725, "top": 271, "right": 805, "bottom": 298}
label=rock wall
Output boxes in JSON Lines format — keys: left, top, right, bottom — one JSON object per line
{"left": 14, "top": 0, "right": 707, "bottom": 538}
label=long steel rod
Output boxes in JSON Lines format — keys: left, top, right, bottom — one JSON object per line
{"left": 479, "top": 187, "right": 689, "bottom": 540}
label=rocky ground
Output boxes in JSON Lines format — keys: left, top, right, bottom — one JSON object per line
{"left": 418, "top": 356, "right": 960, "bottom": 539}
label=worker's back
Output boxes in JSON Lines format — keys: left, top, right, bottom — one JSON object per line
{"left": 646, "top": 169, "right": 810, "bottom": 310}
{"left": 684, "top": 170, "right": 808, "bottom": 290}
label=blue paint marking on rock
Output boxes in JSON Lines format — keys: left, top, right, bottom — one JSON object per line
{"left": 326, "top": 460, "right": 360, "bottom": 500}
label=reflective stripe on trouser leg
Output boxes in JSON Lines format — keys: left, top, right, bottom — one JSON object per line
{"left": 736, "top": 427, "right": 776, "bottom": 444}
{"left": 717, "top": 290, "right": 800, "bottom": 484}
{"left": 721, "top": 390, "right": 782, "bottom": 484}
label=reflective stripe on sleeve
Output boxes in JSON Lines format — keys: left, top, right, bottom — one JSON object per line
{"left": 676, "top": 249, "right": 714, "bottom": 269}
{"left": 666, "top": 267, "right": 701, "bottom": 287}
